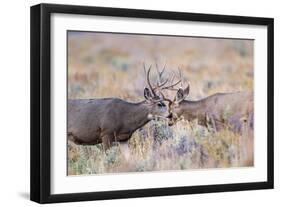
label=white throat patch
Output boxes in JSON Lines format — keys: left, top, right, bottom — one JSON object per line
{"left": 147, "top": 113, "right": 154, "bottom": 120}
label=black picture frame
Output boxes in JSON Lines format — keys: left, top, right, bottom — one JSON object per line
{"left": 30, "top": 3, "right": 274, "bottom": 204}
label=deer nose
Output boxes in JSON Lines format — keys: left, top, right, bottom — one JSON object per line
{"left": 167, "top": 113, "right": 173, "bottom": 119}
{"left": 168, "top": 119, "right": 174, "bottom": 126}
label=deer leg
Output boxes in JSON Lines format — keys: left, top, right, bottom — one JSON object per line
{"left": 101, "top": 134, "right": 112, "bottom": 151}
{"left": 204, "top": 115, "right": 211, "bottom": 132}
{"left": 210, "top": 116, "right": 218, "bottom": 132}
{"left": 206, "top": 113, "right": 217, "bottom": 132}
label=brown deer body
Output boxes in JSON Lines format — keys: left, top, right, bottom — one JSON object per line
{"left": 168, "top": 90, "right": 253, "bottom": 132}
{"left": 158, "top": 70, "right": 254, "bottom": 133}
{"left": 68, "top": 98, "right": 169, "bottom": 149}
{"left": 68, "top": 65, "right": 171, "bottom": 150}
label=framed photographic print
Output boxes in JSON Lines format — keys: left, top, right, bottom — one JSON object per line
{"left": 30, "top": 3, "right": 274, "bottom": 203}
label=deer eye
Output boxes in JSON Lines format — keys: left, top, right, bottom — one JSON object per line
{"left": 157, "top": 102, "right": 165, "bottom": 107}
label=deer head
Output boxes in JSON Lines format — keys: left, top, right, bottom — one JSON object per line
{"left": 142, "top": 64, "right": 171, "bottom": 120}
{"left": 157, "top": 69, "right": 190, "bottom": 126}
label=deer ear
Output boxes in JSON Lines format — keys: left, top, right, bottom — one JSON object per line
{"left": 183, "top": 85, "right": 190, "bottom": 96}
{"left": 176, "top": 86, "right": 189, "bottom": 102}
{"left": 144, "top": 87, "right": 153, "bottom": 100}
{"left": 176, "top": 89, "right": 185, "bottom": 102}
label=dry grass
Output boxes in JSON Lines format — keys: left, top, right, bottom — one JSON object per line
{"left": 67, "top": 31, "right": 254, "bottom": 175}
{"left": 68, "top": 120, "right": 253, "bottom": 175}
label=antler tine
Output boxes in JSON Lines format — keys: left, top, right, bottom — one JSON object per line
{"left": 159, "top": 91, "right": 173, "bottom": 105}
{"left": 142, "top": 62, "right": 147, "bottom": 74}
{"left": 147, "top": 62, "right": 169, "bottom": 91}
{"left": 155, "top": 62, "right": 161, "bottom": 84}
{"left": 170, "top": 71, "right": 175, "bottom": 85}
{"left": 161, "top": 68, "right": 183, "bottom": 90}
{"left": 155, "top": 62, "right": 167, "bottom": 84}
{"left": 161, "top": 74, "right": 181, "bottom": 90}
{"left": 178, "top": 67, "right": 183, "bottom": 88}
{"left": 162, "top": 79, "right": 181, "bottom": 90}
{"left": 159, "top": 63, "right": 166, "bottom": 80}
{"left": 157, "top": 77, "right": 169, "bottom": 88}
{"left": 155, "top": 62, "right": 159, "bottom": 73}
{"left": 145, "top": 64, "right": 157, "bottom": 96}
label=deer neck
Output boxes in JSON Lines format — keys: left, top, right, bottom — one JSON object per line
{"left": 180, "top": 100, "right": 207, "bottom": 122}
{"left": 124, "top": 101, "right": 151, "bottom": 131}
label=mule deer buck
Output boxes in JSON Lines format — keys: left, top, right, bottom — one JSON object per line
{"left": 161, "top": 74, "right": 254, "bottom": 133}
{"left": 68, "top": 65, "right": 171, "bottom": 150}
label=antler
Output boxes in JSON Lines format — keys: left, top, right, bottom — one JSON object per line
{"left": 158, "top": 68, "right": 190, "bottom": 105}
{"left": 161, "top": 69, "right": 182, "bottom": 91}
{"left": 143, "top": 63, "right": 187, "bottom": 102}
{"left": 143, "top": 63, "right": 157, "bottom": 96}
{"left": 155, "top": 63, "right": 166, "bottom": 84}
{"left": 144, "top": 62, "right": 171, "bottom": 96}
{"left": 158, "top": 91, "right": 174, "bottom": 105}
{"left": 155, "top": 63, "right": 170, "bottom": 89}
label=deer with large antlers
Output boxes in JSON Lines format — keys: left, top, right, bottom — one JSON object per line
{"left": 68, "top": 65, "right": 171, "bottom": 150}
{"left": 160, "top": 72, "right": 254, "bottom": 133}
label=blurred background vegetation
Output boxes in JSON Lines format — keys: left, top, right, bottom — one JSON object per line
{"left": 67, "top": 31, "right": 254, "bottom": 175}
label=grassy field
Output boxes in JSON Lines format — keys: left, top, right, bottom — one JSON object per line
{"left": 67, "top": 31, "right": 254, "bottom": 175}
